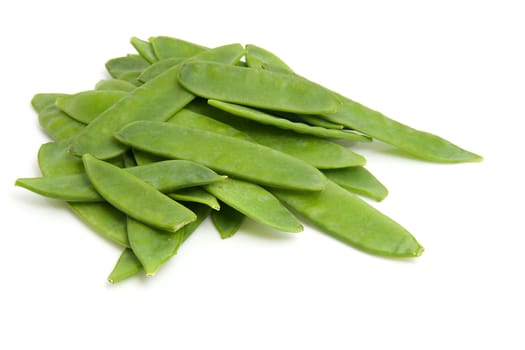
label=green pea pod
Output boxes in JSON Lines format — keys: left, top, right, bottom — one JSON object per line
{"left": 56, "top": 90, "right": 128, "bottom": 124}
{"left": 178, "top": 62, "right": 342, "bottom": 114}
{"left": 82, "top": 154, "right": 197, "bottom": 232}
{"left": 132, "top": 149, "right": 165, "bottom": 166}
{"left": 323, "top": 167, "right": 388, "bottom": 202}
{"left": 38, "top": 105, "right": 85, "bottom": 141}
{"left": 169, "top": 188, "right": 220, "bottom": 210}
{"left": 272, "top": 180, "right": 424, "bottom": 257}
{"left": 31, "top": 93, "right": 67, "bottom": 113}
{"left": 130, "top": 37, "right": 158, "bottom": 63}
{"left": 185, "top": 101, "right": 366, "bottom": 169}
{"left": 70, "top": 43, "right": 245, "bottom": 159}
{"left": 16, "top": 174, "right": 100, "bottom": 201}
{"left": 208, "top": 100, "right": 370, "bottom": 142}
{"left": 127, "top": 217, "right": 183, "bottom": 276}
{"left": 211, "top": 202, "right": 245, "bottom": 239}
{"left": 115, "top": 121, "right": 326, "bottom": 191}
{"left": 95, "top": 79, "right": 137, "bottom": 92}
{"left": 108, "top": 248, "right": 143, "bottom": 284}
{"left": 205, "top": 178, "right": 303, "bottom": 233}
{"left": 295, "top": 114, "right": 344, "bottom": 129}
{"left": 138, "top": 57, "right": 185, "bottom": 82}
{"left": 38, "top": 141, "right": 84, "bottom": 176}
{"left": 245, "top": 44, "right": 295, "bottom": 74}
{"left": 105, "top": 54, "right": 150, "bottom": 80}
{"left": 150, "top": 36, "right": 208, "bottom": 59}
{"left": 179, "top": 202, "right": 212, "bottom": 243}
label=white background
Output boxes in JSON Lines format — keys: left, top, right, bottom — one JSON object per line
{"left": 1, "top": 1, "right": 524, "bottom": 349}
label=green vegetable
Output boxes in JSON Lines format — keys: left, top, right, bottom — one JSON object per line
{"left": 211, "top": 202, "right": 245, "bottom": 239}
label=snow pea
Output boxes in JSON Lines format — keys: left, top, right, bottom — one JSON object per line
{"left": 322, "top": 97, "right": 483, "bottom": 163}
{"left": 70, "top": 43, "right": 244, "bottom": 159}
{"left": 150, "top": 36, "right": 208, "bottom": 60}
{"left": 295, "top": 114, "right": 344, "bottom": 129}
{"left": 205, "top": 178, "right": 303, "bottom": 233}
{"left": 178, "top": 62, "right": 342, "bottom": 114}
{"left": 130, "top": 37, "right": 158, "bottom": 63}
{"left": 38, "top": 141, "right": 83, "bottom": 176}
{"left": 115, "top": 121, "right": 326, "bottom": 191}
{"left": 56, "top": 90, "right": 127, "bottom": 124}
{"left": 273, "top": 180, "right": 423, "bottom": 257}
{"left": 322, "top": 167, "right": 388, "bottom": 202}
{"left": 108, "top": 248, "right": 142, "bottom": 284}
{"left": 169, "top": 188, "right": 220, "bottom": 210}
{"left": 16, "top": 174, "right": 100, "bottom": 201}
{"left": 38, "top": 105, "right": 85, "bottom": 141}
{"left": 95, "top": 79, "right": 137, "bottom": 92}
{"left": 208, "top": 99, "right": 370, "bottom": 142}
{"left": 31, "top": 93, "right": 67, "bottom": 113}
{"left": 82, "top": 154, "right": 197, "bottom": 232}
{"left": 211, "top": 202, "right": 245, "bottom": 239}
{"left": 105, "top": 54, "right": 150, "bottom": 81}
{"left": 245, "top": 44, "right": 295, "bottom": 74}
{"left": 138, "top": 57, "right": 185, "bottom": 82}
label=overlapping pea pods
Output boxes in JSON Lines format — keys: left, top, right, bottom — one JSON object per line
{"left": 16, "top": 36, "right": 481, "bottom": 283}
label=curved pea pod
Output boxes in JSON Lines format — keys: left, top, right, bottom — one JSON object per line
{"left": 130, "top": 37, "right": 158, "bottom": 63}
{"left": 56, "top": 90, "right": 128, "bottom": 124}
{"left": 105, "top": 54, "right": 150, "bottom": 80}
{"left": 31, "top": 93, "right": 67, "bottom": 113}
{"left": 208, "top": 100, "right": 370, "bottom": 142}
{"left": 83, "top": 154, "right": 197, "bottom": 232}
{"left": 245, "top": 44, "right": 295, "bottom": 74}
{"left": 322, "top": 167, "right": 388, "bottom": 202}
{"left": 205, "top": 178, "right": 303, "bottom": 233}
{"left": 169, "top": 188, "right": 220, "bottom": 210}
{"left": 322, "top": 97, "right": 482, "bottom": 163}
{"left": 38, "top": 105, "right": 85, "bottom": 141}
{"left": 272, "top": 180, "right": 424, "bottom": 257}
{"left": 15, "top": 174, "right": 101, "bottom": 201}
{"left": 70, "top": 43, "right": 245, "bottom": 160}
{"left": 150, "top": 36, "right": 208, "bottom": 59}
{"left": 178, "top": 62, "right": 342, "bottom": 114}
{"left": 108, "top": 248, "right": 143, "bottom": 284}
{"left": 115, "top": 121, "right": 326, "bottom": 191}
{"left": 38, "top": 141, "right": 84, "bottom": 176}
{"left": 211, "top": 202, "right": 245, "bottom": 239}
{"left": 138, "top": 57, "right": 185, "bottom": 82}
{"left": 95, "top": 79, "right": 137, "bottom": 92}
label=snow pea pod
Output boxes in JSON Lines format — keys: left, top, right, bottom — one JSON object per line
{"left": 95, "top": 79, "right": 136, "bottom": 92}
{"left": 82, "top": 154, "right": 197, "bottom": 232}
{"left": 178, "top": 62, "right": 342, "bottom": 114}
{"left": 108, "top": 248, "right": 142, "bottom": 284}
{"left": 245, "top": 44, "right": 295, "bottom": 74}
{"left": 205, "top": 178, "right": 303, "bottom": 233}
{"left": 115, "top": 121, "right": 326, "bottom": 191}
{"left": 169, "top": 188, "right": 220, "bottom": 210}
{"left": 295, "top": 114, "right": 344, "bottom": 129}
{"left": 211, "top": 202, "right": 245, "bottom": 239}
{"left": 150, "top": 36, "right": 208, "bottom": 60}
{"left": 56, "top": 90, "right": 127, "bottom": 124}
{"left": 138, "top": 57, "right": 185, "bottom": 82}
{"left": 130, "top": 37, "right": 158, "bottom": 63}
{"left": 38, "top": 105, "right": 85, "bottom": 141}
{"left": 272, "top": 180, "right": 423, "bottom": 257}
{"left": 16, "top": 174, "right": 100, "bottom": 201}
{"left": 322, "top": 167, "right": 388, "bottom": 202}
{"left": 322, "top": 97, "right": 482, "bottom": 163}
{"left": 31, "top": 93, "right": 67, "bottom": 113}
{"left": 38, "top": 141, "right": 83, "bottom": 176}
{"left": 105, "top": 54, "right": 150, "bottom": 80}
{"left": 70, "top": 43, "right": 245, "bottom": 159}
{"left": 208, "top": 100, "right": 370, "bottom": 142}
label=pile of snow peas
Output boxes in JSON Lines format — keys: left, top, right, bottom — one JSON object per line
{"left": 15, "top": 36, "right": 482, "bottom": 283}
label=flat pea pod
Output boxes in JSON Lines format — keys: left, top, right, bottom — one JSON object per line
{"left": 17, "top": 160, "right": 226, "bottom": 201}
{"left": 295, "top": 114, "right": 344, "bottom": 130}
{"left": 179, "top": 202, "right": 212, "bottom": 243}
{"left": 272, "top": 180, "right": 424, "bottom": 257}
{"left": 31, "top": 93, "right": 67, "bottom": 113}
{"left": 169, "top": 188, "right": 220, "bottom": 210}
{"left": 150, "top": 36, "right": 208, "bottom": 59}
{"left": 211, "top": 202, "right": 245, "bottom": 239}
{"left": 38, "top": 105, "right": 85, "bottom": 141}
{"left": 115, "top": 121, "right": 326, "bottom": 191}
{"left": 186, "top": 101, "right": 366, "bottom": 169}
{"left": 56, "top": 90, "right": 127, "bottom": 124}
{"left": 108, "top": 248, "right": 143, "bottom": 284}
{"left": 105, "top": 54, "right": 150, "bottom": 80}
{"left": 70, "top": 43, "right": 245, "bottom": 159}
{"left": 178, "top": 62, "right": 342, "bottom": 114}
{"left": 130, "top": 37, "right": 158, "bottom": 63}
{"left": 82, "top": 154, "right": 197, "bottom": 232}
{"left": 132, "top": 149, "right": 165, "bottom": 166}
{"left": 323, "top": 167, "right": 388, "bottom": 202}
{"left": 127, "top": 217, "right": 183, "bottom": 276}
{"left": 138, "top": 57, "right": 185, "bottom": 82}
{"left": 322, "top": 97, "right": 482, "bottom": 163}
{"left": 95, "top": 79, "right": 137, "bottom": 92}
{"left": 205, "top": 178, "right": 303, "bottom": 233}
{"left": 245, "top": 44, "right": 295, "bottom": 74}
{"left": 38, "top": 141, "right": 84, "bottom": 176}
{"left": 208, "top": 100, "right": 370, "bottom": 142}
